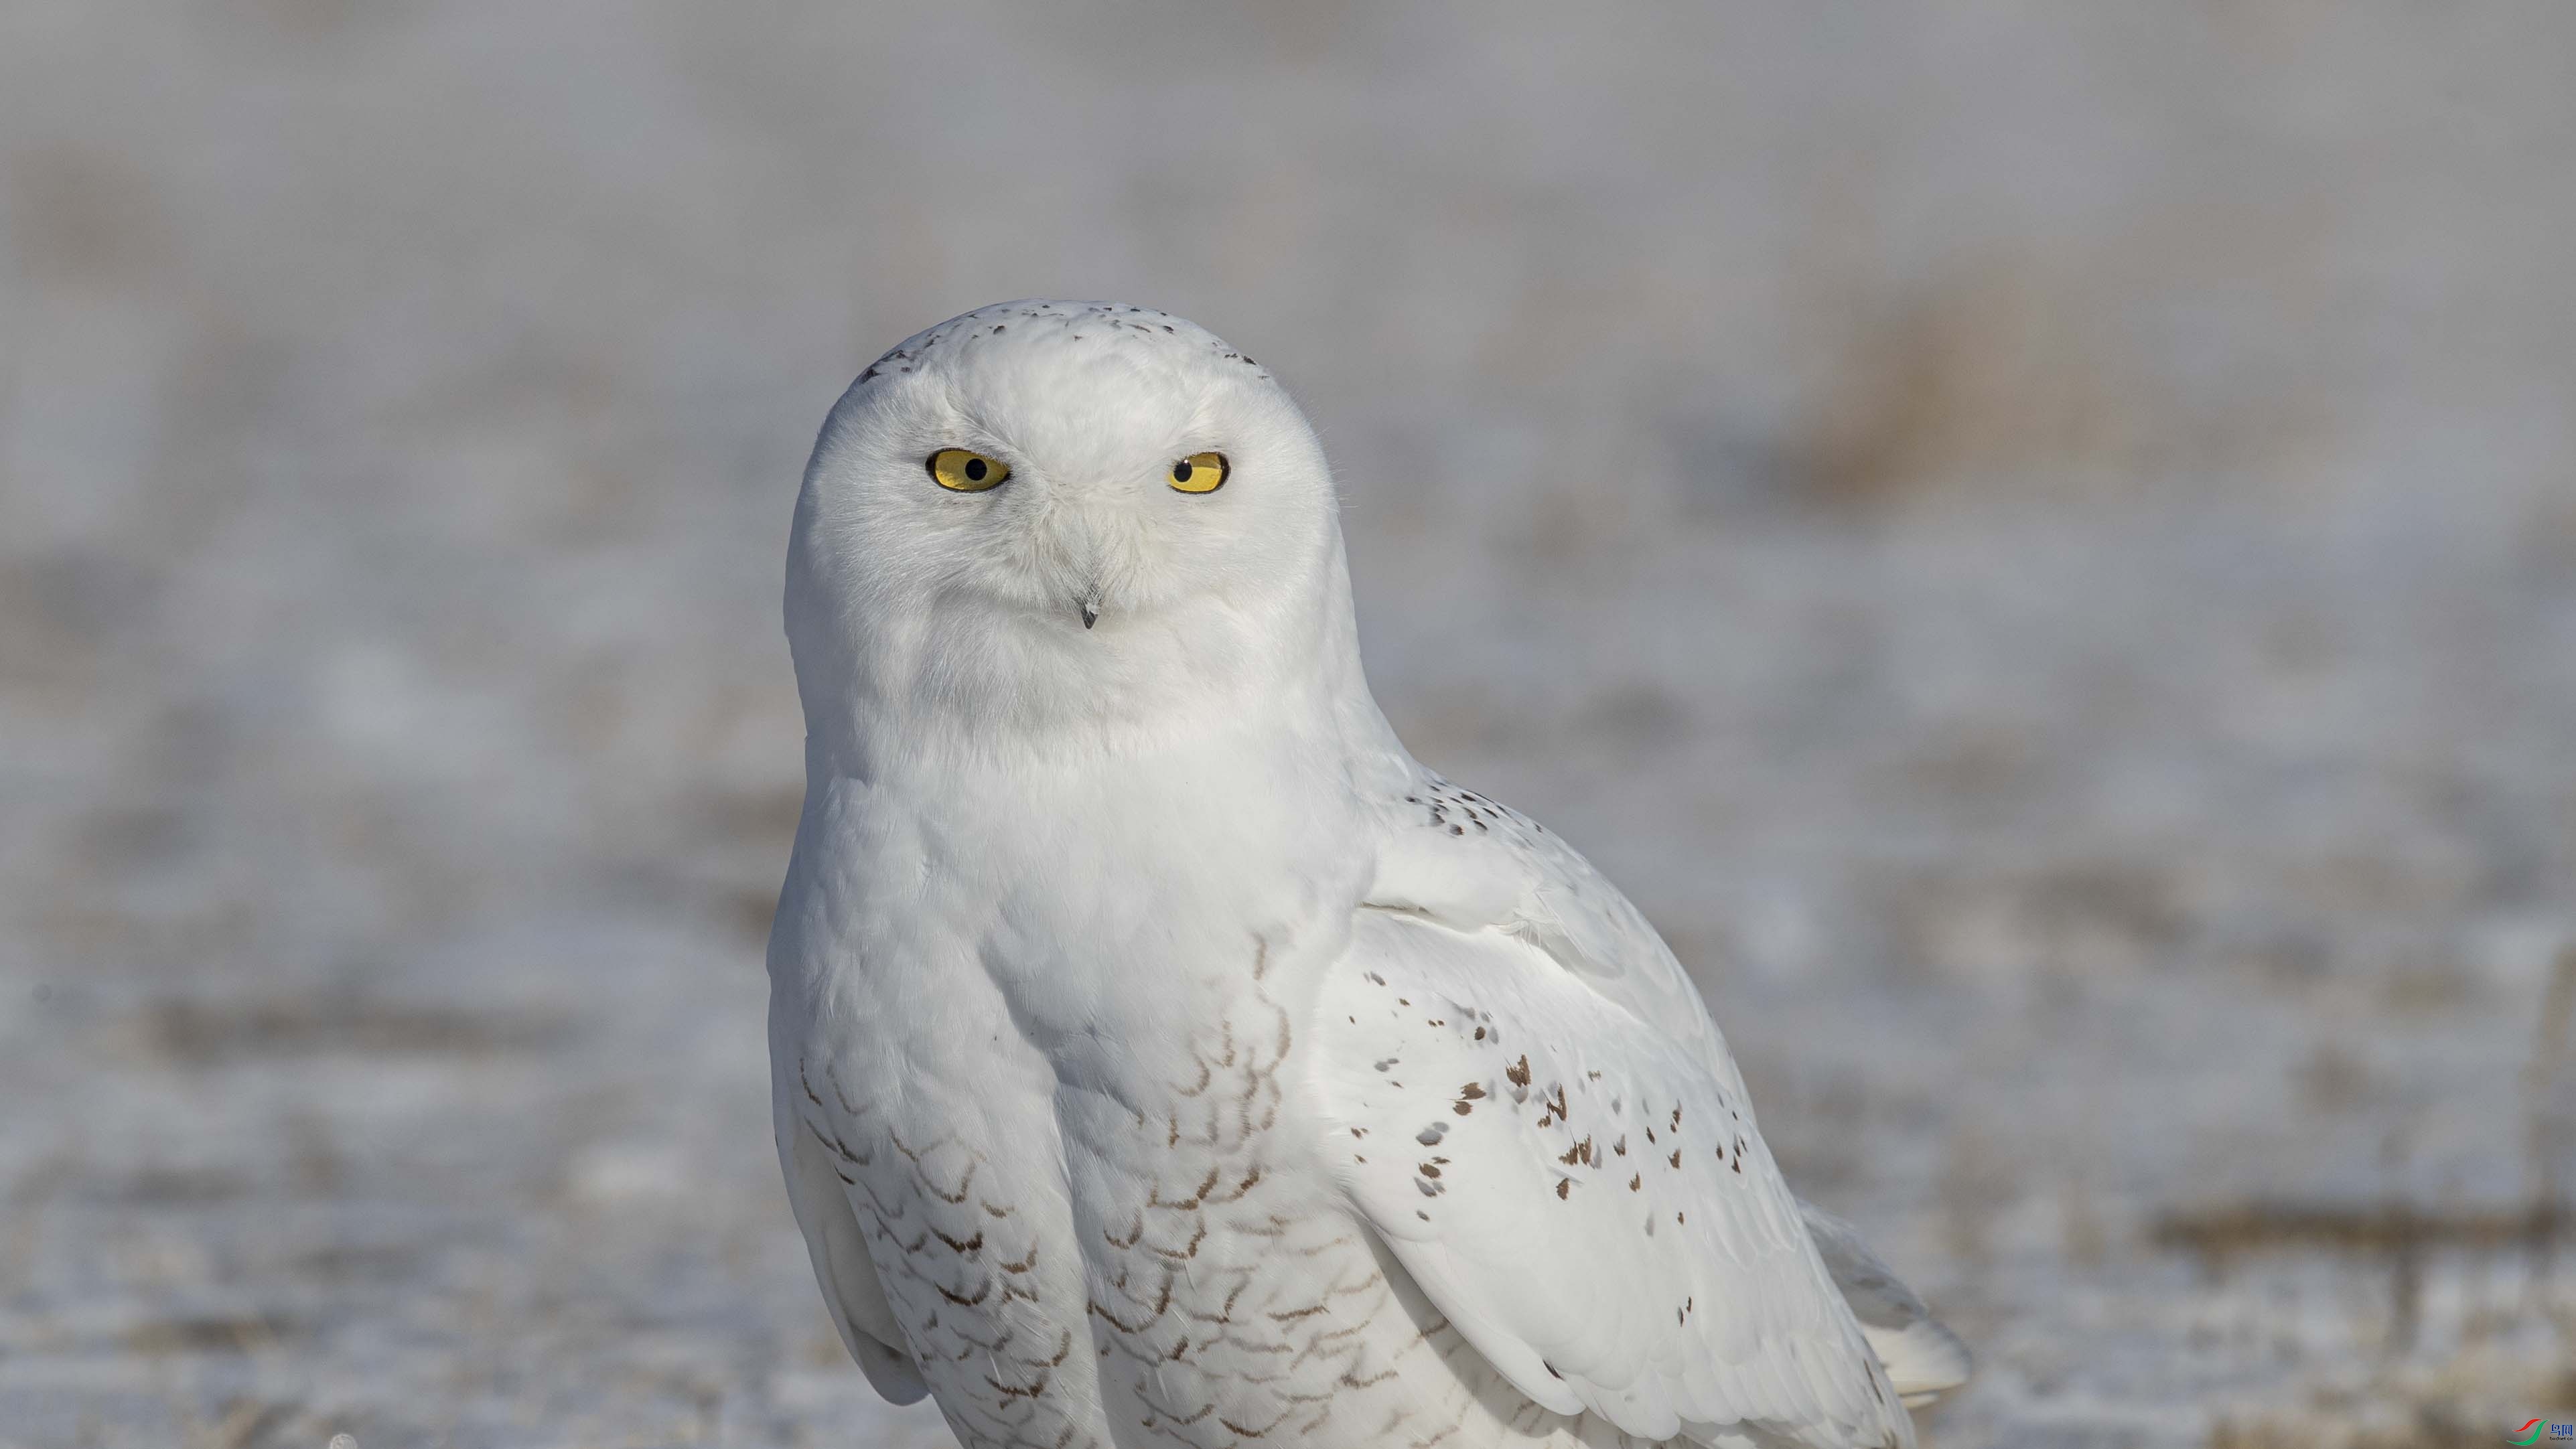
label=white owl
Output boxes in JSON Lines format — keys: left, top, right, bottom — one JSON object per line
{"left": 768, "top": 301, "right": 1969, "bottom": 1449}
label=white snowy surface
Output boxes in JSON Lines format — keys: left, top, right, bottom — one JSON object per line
{"left": 3, "top": 4, "right": 2573, "bottom": 1446}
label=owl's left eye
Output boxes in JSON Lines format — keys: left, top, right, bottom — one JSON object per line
{"left": 928, "top": 448, "right": 1010, "bottom": 491}
{"left": 1169, "top": 452, "right": 1228, "bottom": 494}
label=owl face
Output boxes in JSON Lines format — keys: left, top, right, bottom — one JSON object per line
{"left": 788, "top": 302, "right": 1348, "bottom": 745}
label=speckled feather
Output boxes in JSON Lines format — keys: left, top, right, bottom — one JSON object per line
{"left": 769, "top": 302, "right": 1958, "bottom": 1449}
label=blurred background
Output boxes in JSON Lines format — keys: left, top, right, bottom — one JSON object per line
{"left": 5, "top": 3, "right": 2573, "bottom": 1445}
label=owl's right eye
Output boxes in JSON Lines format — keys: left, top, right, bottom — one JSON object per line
{"left": 928, "top": 449, "right": 1010, "bottom": 492}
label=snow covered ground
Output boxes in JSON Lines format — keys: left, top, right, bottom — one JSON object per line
{"left": 4, "top": 4, "right": 2572, "bottom": 1445}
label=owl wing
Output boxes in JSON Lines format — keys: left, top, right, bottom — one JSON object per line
{"left": 1313, "top": 775, "right": 1918, "bottom": 1448}
{"left": 774, "top": 1066, "right": 932, "bottom": 1405}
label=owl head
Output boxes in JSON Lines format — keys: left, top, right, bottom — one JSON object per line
{"left": 788, "top": 301, "right": 1360, "bottom": 762}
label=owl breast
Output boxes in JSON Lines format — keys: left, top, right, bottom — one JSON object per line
{"left": 816, "top": 932, "right": 1604, "bottom": 1449}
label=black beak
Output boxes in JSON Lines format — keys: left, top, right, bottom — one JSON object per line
{"left": 1080, "top": 600, "right": 1100, "bottom": 629}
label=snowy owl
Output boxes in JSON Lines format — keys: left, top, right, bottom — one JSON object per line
{"left": 768, "top": 301, "right": 1969, "bottom": 1449}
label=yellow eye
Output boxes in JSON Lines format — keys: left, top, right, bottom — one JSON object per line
{"left": 928, "top": 449, "right": 1009, "bottom": 492}
{"left": 1169, "top": 451, "right": 1228, "bottom": 494}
